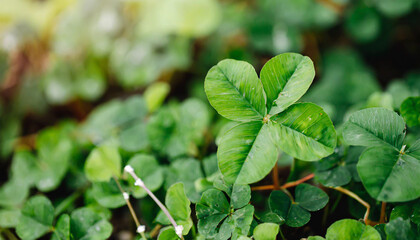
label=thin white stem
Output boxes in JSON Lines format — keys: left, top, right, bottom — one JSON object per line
{"left": 124, "top": 165, "right": 184, "bottom": 239}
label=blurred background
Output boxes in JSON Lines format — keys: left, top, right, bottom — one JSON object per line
{"left": 1, "top": 0, "right": 420, "bottom": 151}
{"left": 0, "top": 0, "right": 420, "bottom": 238}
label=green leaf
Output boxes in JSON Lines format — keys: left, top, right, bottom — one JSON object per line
{"left": 158, "top": 226, "right": 180, "bottom": 240}
{"left": 118, "top": 122, "right": 149, "bottom": 152}
{"left": 34, "top": 123, "right": 75, "bottom": 192}
{"left": 155, "top": 183, "right": 192, "bottom": 235}
{"left": 10, "top": 151, "right": 38, "bottom": 187}
{"left": 91, "top": 180, "right": 126, "bottom": 208}
{"left": 260, "top": 53, "right": 315, "bottom": 115}
{"left": 51, "top": 214, "right": 70, "bottom": 240}
{"left": 0, "top": 208, "right": 21, "bottom": 228}
{"left": 217, "top": 205, "right": 254, "bottom": 240}
{"left": 357, "top": 146, "right": 420, "bottom": 202}
{"left": 390, "top": 199, "right": 420, "bottom": 225}
{"left": 325, "top": 219, "right": 381, "bottom": 240}
{"left": 385, "top": 217, "right": 418, "bottom": 240}
{"left": 270, "top": 103, "right": 337, "bottom": 161}
{"left": 400, "top": 97, "right": 420, "bottom": 127}
{"left": 0, "top": 179, "right": 29, "bottom": 207}
{"left": 231, "top": 185, "right": 251, "bottom": 209}
{"left": 126, "top": 154, "right": 163, "bottom": 198}
{"left": 165, "top": 158, "right": 203, "bottom": 202}
{"left": 218, "top": 122, "right": 278, "bottom": 184}
{"left": 205, "top": 59, "right": 266, "bottom": 122}
{"left": 269, "top": 191, "right": 309, "bottom": 227}
{"left": 145, "top": 82, "right": 170, "bottom": 113}
{"left": 295, "top": 184, "right": 329, "bottom": 211}
{"left": 196, "top": 189, "right": 230, "bottom": 238}
{"left": 70, "top": 207, "right": 112, "bottom": 240}
{"left": 343, "top": 108, "right": 405, "bottom": 149}
{"left": 84, "top": 145, "right": 121, "bottom": 182}
{"left": 253, "top": 223, "right": 279, "bottom": 240}
{"left": 269, "top": 186, "right": 328, "bottom": 228}
{"left": 16, "top": 196, "right": 54, "bottom": 240}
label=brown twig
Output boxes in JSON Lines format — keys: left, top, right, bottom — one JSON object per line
{"left": 251, "top": 173, "right": 315, "bottom": 191}
{"left": 380, "top": 202, "right": 387, "bottom": 223}
{"left": 281, "top": 173, "right": 315, "bottom": 189}
{"left": 272, "top": 164, "right": 280, "bottom": 190}
{"left": 331, "top": 186, "right": 370, "bottom": 225}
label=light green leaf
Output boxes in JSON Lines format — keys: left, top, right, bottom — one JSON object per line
{"left": 91, "top": 180, "right": 126, "bottom": 209}
{"left": 400, "top": 97, "right": 420, "bottom": 127}
{"left": 0, "top": 208, "right": 21, "bottom": 228}
{"left": 16, "top": 196, "right": 54, "bottom": 240}
{"left": 205, "top": 59, "right": 266, "bottom": 122}
{"left": 118, "top": 122, "right": 148, "bottom": 152}
{"left": 260, "top": 53, "right": 315, "bottom": 115}
{"left": 0, "top": 179, "right": 29, "bottom": 207}
{"left": 84, "top": 145, "right": 121, "bottom": 182}
{"left": 156, "top": 183, "right": 192, "bottom": 235}
{"left": 126, "top": 154, "right": 163, "bottom": 198}
{"left": 145, "top": 82, "right": 170, "bottom": 113}
{"left": 270, "top": 103, "right": 337, "bottom": 161}
{"left": 253, "top": 223, "right": 279, "bottom": 240}
{"left": 357, "top": 146, "right": 420, "bottom": 202}
{"left": 343, "top": 108, "right": 405, "bottom": 149}
{"left": 70, "top": 207, "right": 112, "bottom": 240}
{"left": 325, "top": 219, "right": 381, "bottom": 240}
{"left": 158, "top": 226, "right": 180, "bottom": 240}
{"left": 218, "top": 122, "right": 278, "bottom": 184}
{"left": 51, "top": 214, "right": 70, "bottom": 240}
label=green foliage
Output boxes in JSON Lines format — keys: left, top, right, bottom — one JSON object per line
{"left": 155, "top": 183, "right": 192, "bottom": 235}
{"left": 401, "top": 97, "right": 420, "bottom": 127}
{"left": 343, "top": 108, "right": 420, "bottom": 202}
{"left": 324, "top": 219, "right": 381, "bottom": 240}
{"left": 84, "top": 145, "right": 121, "bottom": 182}
{"left": 252, "top": 223, "right": 279, "bottom": 240}
{"left": 206, "top": 53, "right": 336, "bottom": 184}
{"left": 196, "top": 185, "right": 254, "bottom": 239}
{"left": 268, "top": 184, "right": 328, "bottom": 227}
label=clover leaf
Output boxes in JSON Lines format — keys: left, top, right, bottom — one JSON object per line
{"left": 84, "top": 145, "right": 121, "bottom": 182}
{"left": 196, "top": 185, "right": 253, "bottom": 239}
{"left": 343, "top": 108, "right": 420, "bottom": 202}
{"left": 205, "top": 53, "right": 336, "bottom": 185}
{"left": 16, "top": 196, "right": 55, "bottom": 240}
{"left": 400, "top": 97, "right": 420, "bottom": 127}
{"left": 155, "top": 183, "right": 192, "bottom": 236}
{"left": 324, "top": 219, "right": 381, "bottom": 240}
{"left": 252, "top": 223, "right": 279, "bottom": 240}
{"left": 268, "top": 184, "right": 328, "bottom": 227}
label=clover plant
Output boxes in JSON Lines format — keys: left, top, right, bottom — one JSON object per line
{"left": 204, "top": 53, "right": 337, "bottom": 184}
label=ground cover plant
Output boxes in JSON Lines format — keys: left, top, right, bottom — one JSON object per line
{"left": 1, "top": 0, "right": 420, "bottom": 239}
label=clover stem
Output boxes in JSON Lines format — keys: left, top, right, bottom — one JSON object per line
{"left": 331, "top": 186, "right": 370, "bottom": 225}
{"left": 150, "top": 224, "right": 162, "bottom": 238}
{"left": 251, "top": 173, "right": 315, "bottom": 191}
{"left": 278, "top": 227, "right": 286, "bottom": 240}
{"left": 272, "top": 163, "right": 280, "bottom": 190}
{"left": 380, "top": 202, "right": 387, "bottom": 223}
{"left": 251, "top": 185, "right": 275, "bottom": 191}
{"left": 124, "top": 166, "right": 184, "bottom": 239}
{"left": 280, "top": 173, "right": 315, "bottom": 189}
{"left": 112, "top": 176, "right": 147, "bottom": 240}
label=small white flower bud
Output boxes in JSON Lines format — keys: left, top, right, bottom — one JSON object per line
{"left": 175, "top": 225, "right": 183, "bottom": 236}
{"left": 137, "top": 225, "right": 146, "bottom": 233}
{"left": 122, "top": 192, "right": 129, "bottom": 200}
{"left": 124, "top": 165, "right": 134, "bottom": 173}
